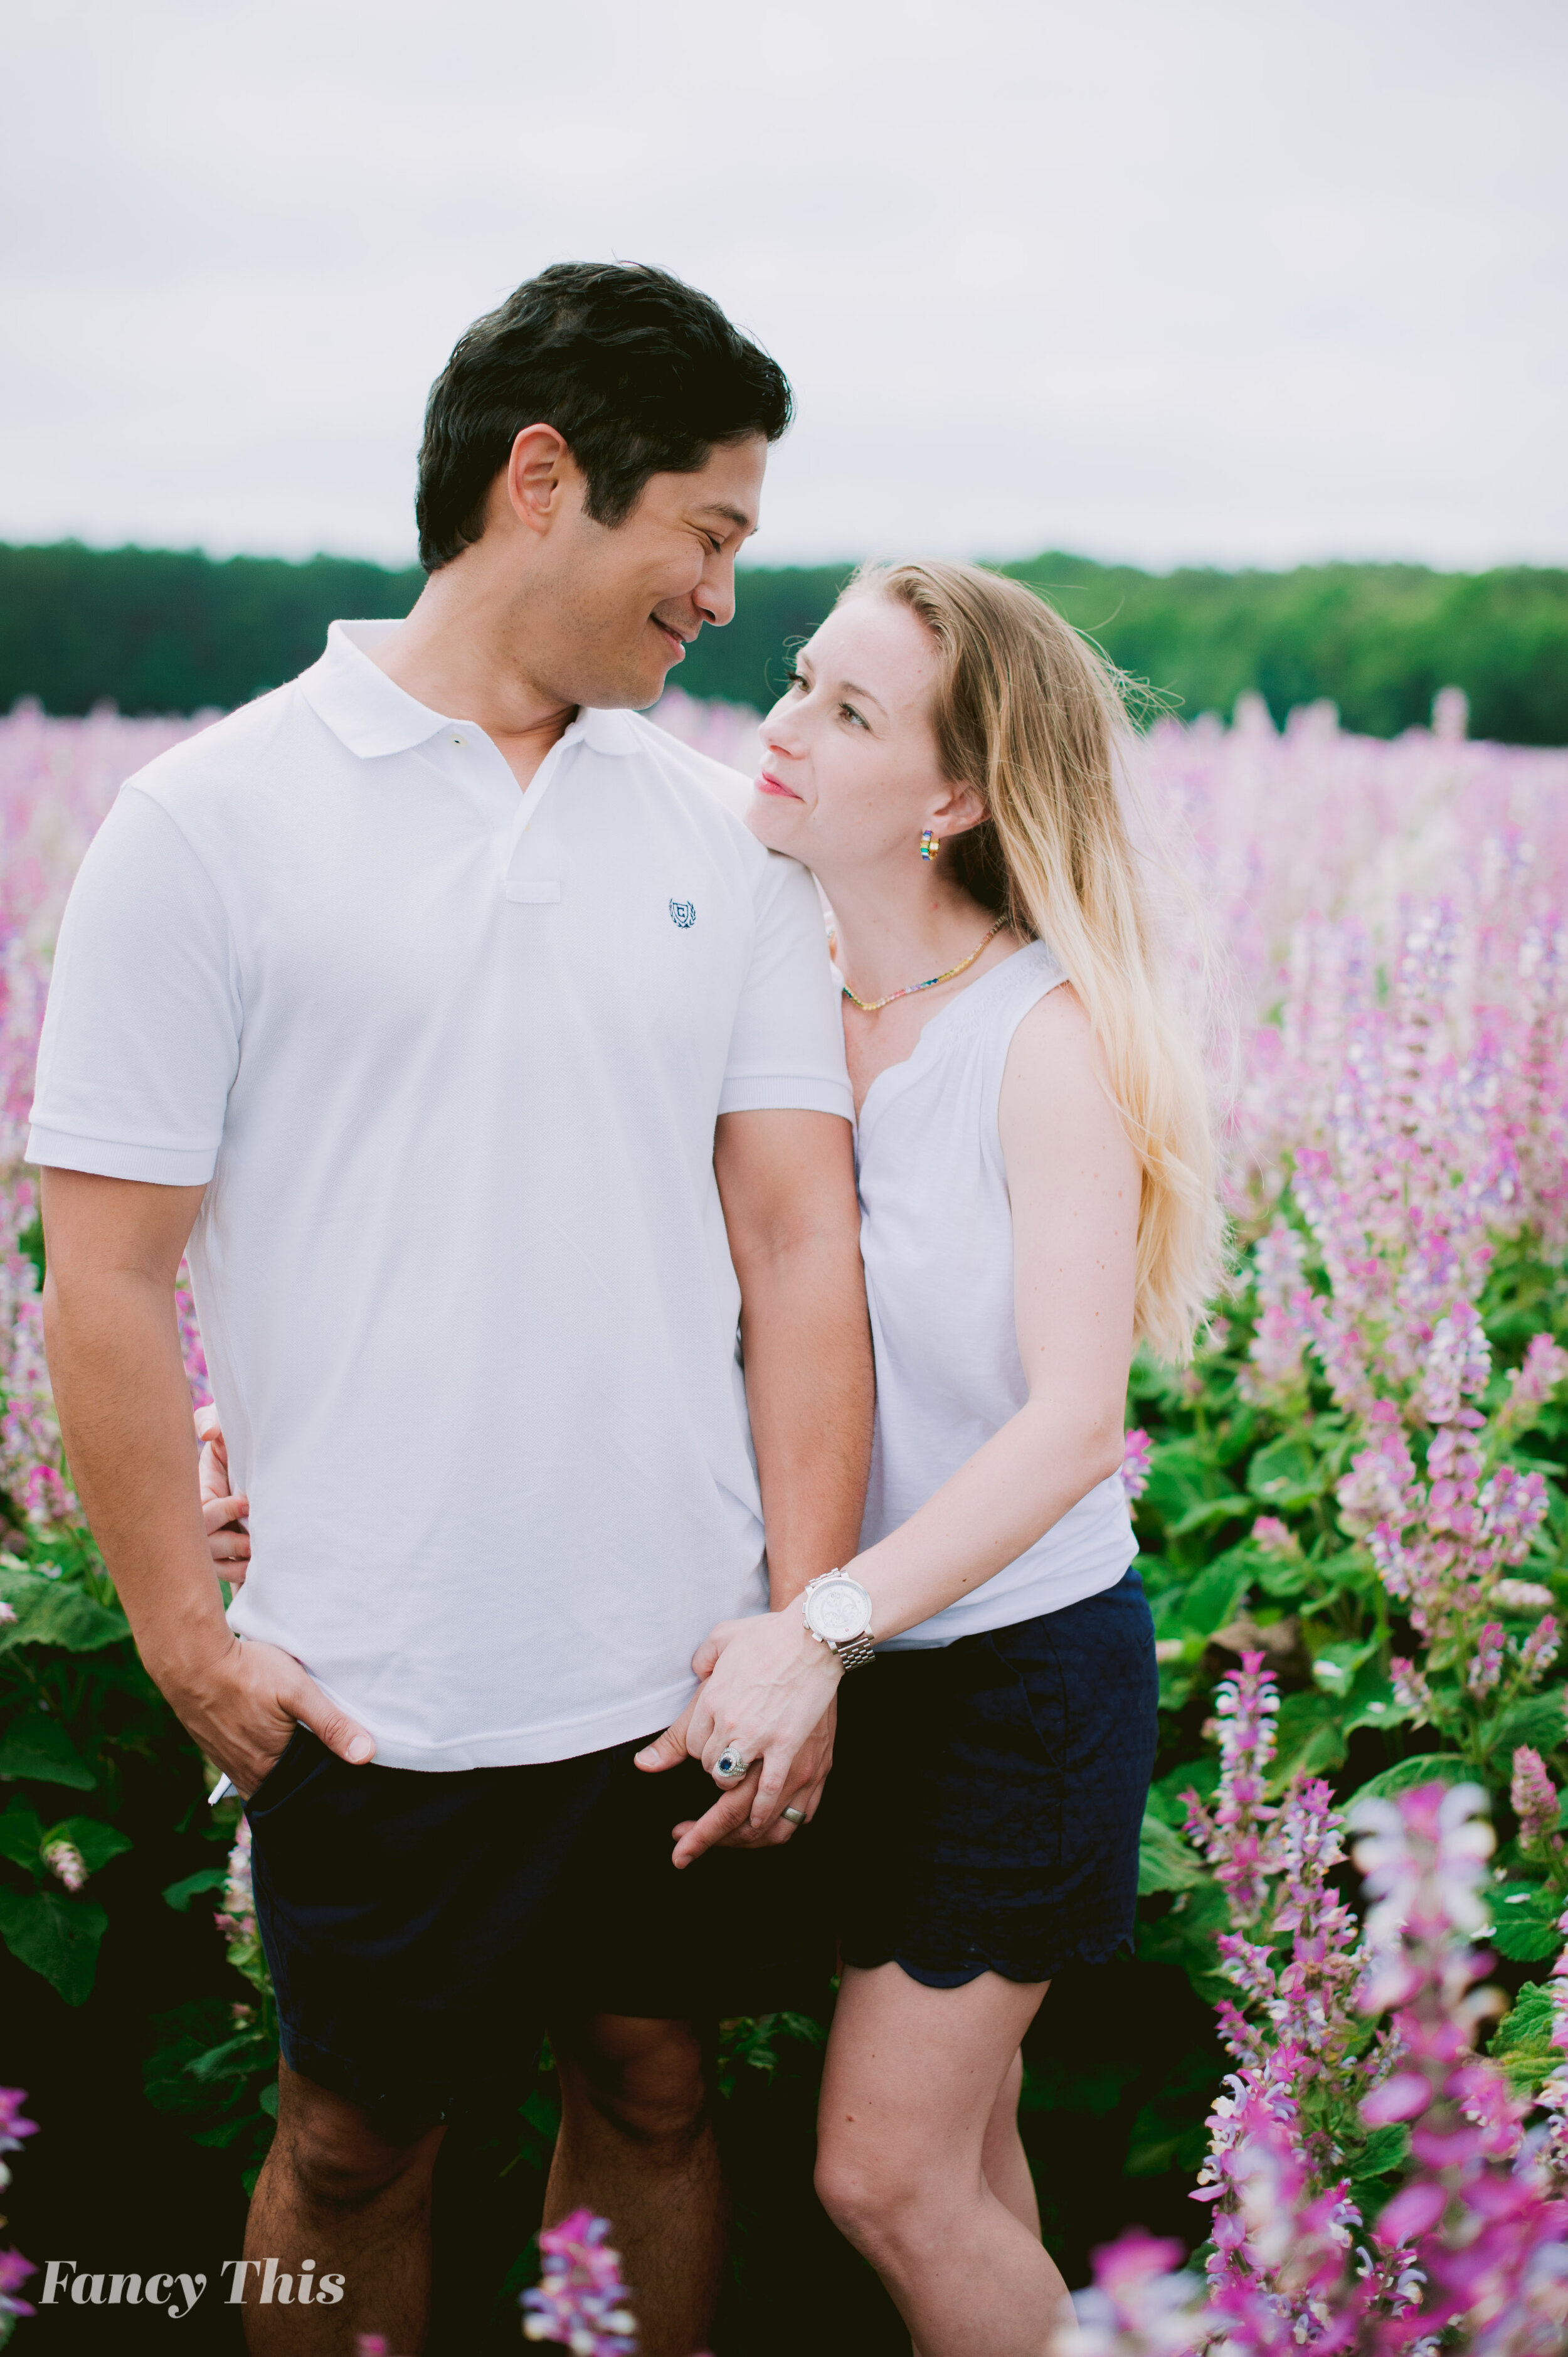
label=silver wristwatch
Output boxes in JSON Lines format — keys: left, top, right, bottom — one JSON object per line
{"left": 801, "top": 1570, "right": 876, "bottom": 1671}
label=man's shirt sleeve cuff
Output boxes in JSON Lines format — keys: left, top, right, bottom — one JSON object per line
{"left": 715, "top": 1075, "right": 854, "bottom": 1120}
{"left": 25, "top": 1125, "right": 219, "bottom": 1186}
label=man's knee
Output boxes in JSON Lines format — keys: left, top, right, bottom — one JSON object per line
{"left": 270, "top": 2064, "right": 442, "bottom": 2212}
{"left": 558, "top": 2014, "right": 710, "bottom": 2152}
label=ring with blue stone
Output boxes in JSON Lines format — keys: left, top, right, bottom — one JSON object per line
{"left": 713, "top": 1748, "right": 749, "bottom": 1783}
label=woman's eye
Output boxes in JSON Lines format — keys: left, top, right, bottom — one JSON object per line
{"left": 783, "top": 669, "right": 807, "bottom": 693}
{"left": 840, "top": 704, "right": 869, "bottom": 730}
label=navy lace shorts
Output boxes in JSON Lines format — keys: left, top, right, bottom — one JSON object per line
{"left": 823, "top": 1567, "right": 1157, "bottom": 1987}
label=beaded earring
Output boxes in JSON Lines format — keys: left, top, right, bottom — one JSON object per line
{"left": 918, "top": 828, "right": 941, "bottom": 863}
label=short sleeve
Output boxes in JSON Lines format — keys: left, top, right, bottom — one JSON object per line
{"left": 27, "top": 786, "right": 241, "bottom": 1184}
{"left": 718, "top": 854, "right": 852, "bottom": 1120}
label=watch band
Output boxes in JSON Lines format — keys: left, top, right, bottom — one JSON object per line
{"left": 833, "top": 1631, "right": 877, "bottom": 1673}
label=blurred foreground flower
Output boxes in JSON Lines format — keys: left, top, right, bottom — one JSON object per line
{"left": 0, "top": 2090, "right": 38, "bottom": 2343}
{"left": 1061, "top": 1783, "right": 1568, "bottom": 2356}
{"left": 522, "top": 2208, "right": 639, "bottom": 2354}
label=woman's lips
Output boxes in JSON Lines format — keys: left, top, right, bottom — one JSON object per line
{"left": 755, "top": 770, "right": 802, "bottom": 800}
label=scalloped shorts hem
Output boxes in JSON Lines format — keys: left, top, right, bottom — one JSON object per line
{"left": 842, "top": 1934, "right": 1138, "bottom": 1991}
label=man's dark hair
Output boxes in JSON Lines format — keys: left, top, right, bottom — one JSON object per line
{"left": 415, "top": 262, "right": 792, "bottom": 572}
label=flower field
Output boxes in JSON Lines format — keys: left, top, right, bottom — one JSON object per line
{"left": 2, "top": 685, "right": 1568, "bottom": 2349}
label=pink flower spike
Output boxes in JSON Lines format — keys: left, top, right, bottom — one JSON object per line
{"left": 1510, "top": 1746, "right": 1560, "bottom": 1850}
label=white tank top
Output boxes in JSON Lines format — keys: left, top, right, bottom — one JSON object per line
{"left": 856, "top": 939, "right": 1136, "bottom": 1649}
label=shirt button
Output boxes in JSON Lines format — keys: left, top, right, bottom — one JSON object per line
{"left": 451, "top": 733, "right": 464, "bottom": 747}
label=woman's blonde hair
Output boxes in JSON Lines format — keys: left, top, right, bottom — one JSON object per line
{"left": 843, "top": 558, "right": 1222, "bottom": 1364}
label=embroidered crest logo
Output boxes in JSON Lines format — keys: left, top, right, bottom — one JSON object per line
{"left": 669, "top": 899, "right": 696, "bottom": 930}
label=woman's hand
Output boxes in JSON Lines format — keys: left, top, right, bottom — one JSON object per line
{"left": 667, "top": 1697, "right": 837, "bottom": 1867}
{"left": 196, "top": 1403, "right": 251, "bottom": 1586}
{"left": 636, "top": 1607, "right": 842, "bottom": 1838}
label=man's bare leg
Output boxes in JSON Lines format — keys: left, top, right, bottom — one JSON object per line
{"left": 546, "top": 2014, "right": 725, "bottom": 2357}
{"left": 242, "top": 2060, "right": 443, "bottom": 2353}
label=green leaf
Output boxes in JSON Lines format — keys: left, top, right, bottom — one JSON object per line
{"left": 1342, "top": 1657, "right": 1413, "bottom": 1738}
{"left": 1124, "top": 2047, "right": 1223, "bottom": 2176}
{"left": 1138, "top": 1810, "right": 1209, "bottom": 1895}
{"left": 1271, "top": 1688, "right": 1347, "bottom": 1785}
{"left": 1347, "top": 1753, "right": 1475, "bottom": 1806}
{"left": 1180, "top": 1555, "right": 1254, "bottom": 1639}
{"left": 1311, "top": 1639, "right": 1375, "bottom": 1696}
{"left": 163, "top": 1867, "right": 228, "bottom": 1913}
{"left": 1485, "top": 1883, "right": 1564, "bottom": 1962}
{"left": 0, "top": 1803, "right": 45, "bottom": 1872}
{"left": 0, "top": 1711, "right": 96, "bottom": 1788}
{"left": 1485, "top": 1694, "right": 1567, "bottom": 1759}
{"left": 1246, "top": 1435, "right": 1325, "bottom": 1508}
{"left": 1139, "top": 1442, "right": 1231, "bottom": 1527}
{"left": 186, "top": 2028, "right": 276, "bottom": 2084}
{"left": 1346, "top": 2122, "right": 1412, "bottom": 2222}
{"left": 42, "top": 1818, "right": 132, "bottom": 1875}
{"left": 1146, "top": 1757, "right": 1219, "bottom": 1827}
{"left": 0, "top": 1567, "right": 129, "bottom": 1654}
{"left": 0, "top": 1882, "right": 109, "bottom": 2004}
{"left": 1169, "top": 1498, "right": 1253, "bottom": 1538}
{"left": 1136, "top": 1880, "right": 1232, "bottom": 2006}
{"left": 1022, "top": 2055, "right": 1140, "bottom": 2117}
{"left": 1490, "top": 1981, "right": 1561, "bottom": 2098}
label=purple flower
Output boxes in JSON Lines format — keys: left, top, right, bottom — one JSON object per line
{"left": 1511, "top": 1747, "right": 1561, "bottom": 1853}
{"left": 0, "top": 2092, "right": 38, "bottom": 2152}
{"left": 1466, "top": 1621, "right": 1505, "bottom": 1696}
{"left": 41, "top": 1838, "right": 87, "bottom": 1893}
{"left": 1119, "top": 1428, "right": 1153, "bottom": 1506}
{"left": 522, "top": 2209, "right": 638, "bottom": 2354}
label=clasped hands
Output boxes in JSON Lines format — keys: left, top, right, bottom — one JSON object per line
{"left": 195, "top": 1403, "right": 839, "bottom": 1849}
{"left": 635, "top": 1605, "right": 844, "bottom": 1868}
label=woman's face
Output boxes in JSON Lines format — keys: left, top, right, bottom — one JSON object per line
{"left": 746, "top": 593, "right": 977, "bottom": 879}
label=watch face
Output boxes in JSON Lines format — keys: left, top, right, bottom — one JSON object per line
{"left": 809, "top": 1578, "right": 872, "bottom": 1644}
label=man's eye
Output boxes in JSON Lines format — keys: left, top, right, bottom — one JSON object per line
{"left": 708, "top": 536, "right": 725, "bottom": 553}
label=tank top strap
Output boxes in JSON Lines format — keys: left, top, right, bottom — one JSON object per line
{"left": 962, "top": 939, "right": 1069, "bottom": 1139}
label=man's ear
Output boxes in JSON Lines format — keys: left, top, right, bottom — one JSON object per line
{"left": 503, "top": 423, "right": 580, "bottom": 538}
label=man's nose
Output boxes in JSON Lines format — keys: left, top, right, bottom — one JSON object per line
{"left": 695, "top": 552, "right": 737, "bottom": 630}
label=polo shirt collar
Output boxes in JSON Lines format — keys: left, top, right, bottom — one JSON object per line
{"left": 300, "top": 620, "right": 640, "bottom": 760}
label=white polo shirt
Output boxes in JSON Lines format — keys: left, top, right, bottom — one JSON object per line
{"left": 28, "top": 621, "right": 852, "bottom": 1770}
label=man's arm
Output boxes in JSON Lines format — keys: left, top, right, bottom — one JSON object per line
{"left": 635, "top": 1108, "right": 872, "bottom": 1858}
{"left": 714, "top": 1107, "right": 873, "bottom": 1607}
{"left": 40, "top": 1168, "right": 373, "bottom": 1794}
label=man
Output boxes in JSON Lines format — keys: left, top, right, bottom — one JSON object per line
{"left": 31, "top": 262, "right": 874, "bottom": 2356}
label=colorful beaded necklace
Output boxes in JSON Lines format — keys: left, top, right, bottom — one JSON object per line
{"left": 838, "top": 917, "right": 1007, "bottom": 1014}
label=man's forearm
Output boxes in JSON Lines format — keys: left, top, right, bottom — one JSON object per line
{"left": 739, "top": 1233, "right": 874, "bottom": 1606}
{"left": 44, "top": 1266, "right": 230, "bottom": 1689}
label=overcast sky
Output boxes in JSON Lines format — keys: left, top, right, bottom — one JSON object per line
{"left": 4, "top": 0, "right": 1564, "bottom": 573}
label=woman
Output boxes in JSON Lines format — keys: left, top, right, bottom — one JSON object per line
{"left": 199, "top": 560, "right": 1218, "bottom": 2354}
{"left": 653, "top": 561, "right": 1219, "bottom": 2356}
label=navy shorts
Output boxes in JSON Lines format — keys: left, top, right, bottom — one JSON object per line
{"left": 246, "top": 1723, "right": 833, "bottom": 2137}
{"left": 823, "top": 1568, "right": 1157, "bottom": 1987}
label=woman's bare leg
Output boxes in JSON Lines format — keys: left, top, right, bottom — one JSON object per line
{"left": 815, "top": 1964, "right": 1069, "bottom": 2357}
{"left": 982, "top": 2047, "right": 1041, "bottom": 2238}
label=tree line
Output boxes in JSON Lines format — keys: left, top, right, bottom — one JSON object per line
{"left": 3, "top": 539, "right": 1564, "bottom": 743}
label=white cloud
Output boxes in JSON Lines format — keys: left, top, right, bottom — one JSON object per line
{"left": 3, "top": 0, "right": 1564, "bottom": 570}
